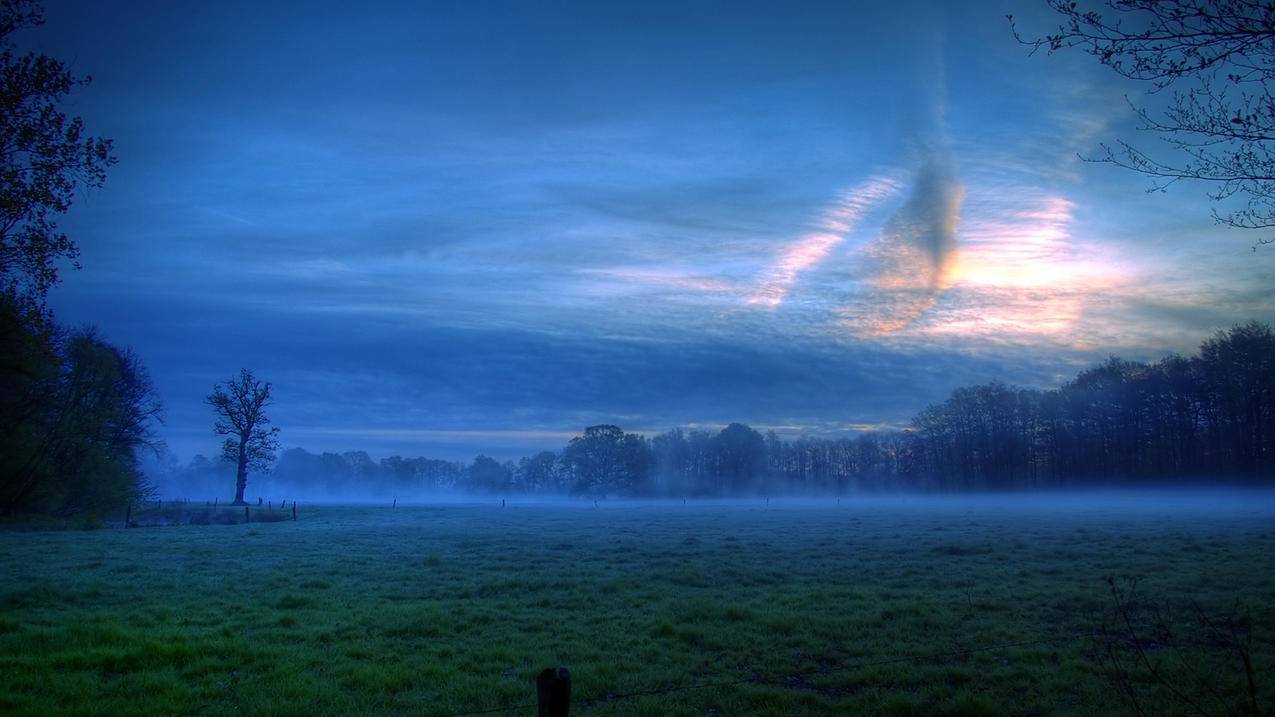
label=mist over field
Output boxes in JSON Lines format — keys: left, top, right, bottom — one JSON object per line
{"left": 6, "top": 495, "right": 1275, "bottom": 716}
{"left": 144, "top": 452, "right": 1275, "bottom": 511}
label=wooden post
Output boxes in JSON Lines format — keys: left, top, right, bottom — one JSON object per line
{"left": 214, "top": 497, "right": 218, "bottom": 509}
{"left": 244, "top": 505, "right": 250, "bottom": 523}
{"left": 392, "top": 498, "right": 397, "bottom": 508}
{"left": 536, "top": 667, "right": 571, "bottom": 717}
{"left": 125, "top": 505, "right": 132, "bottom": 528}
{"left": 292, "top": 502, "right": 297, "bottom": 521}
{"left": 268, "top": 501, "right": 272, "bottom": 510}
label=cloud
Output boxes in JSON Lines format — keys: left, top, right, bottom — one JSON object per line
{"left": 750, "top": 175, "right": 902, "bottom": 307}
{"left": 923, "top": 196, "right": 1103, "bottom": 340}
{"left": 842, "top": 155, "right": 965, "bottom": 335}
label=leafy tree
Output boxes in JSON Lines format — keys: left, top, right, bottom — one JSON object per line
{"left": 1015, "top": 1, "right": 1275, "bottom": 244}
{"left": 206, "top": 369, "right": 280, "bottom": 505}
{"left": 1196, "top": 320, "right": 1275, "bottom": 475}
{"left": 561, "top": 424, "right": 651, "bottom": 495}
{"left": 468, "top": 454, "right": 511, "bottom": 492}
{"left": 0, "top": 291, "right": 56, "bottom": 504}
{"left": 619, "top": 431, "right": 653, "bottom": 494}
{"left": 47, "top": 331, "right": 162, "bottom": 513}
{"left": 562, "top": 425, "right": 625, "bottom": 495}
{"left": 0, "top": 316, "right": 160, "bottom": 516}
{"left": 713, "top": 423, "right": 766, "bottom": 492}
{"left": 1, "top": 0, "right": 116, "bottom": 304}
{"left": 516, "top": 450, "right": 560, "bottom": 493}
{"left": 381, "top": 455, "right": 416, "bottom": 490}
{"left": 651, "top": 428, "right": 691, "bottom": 495}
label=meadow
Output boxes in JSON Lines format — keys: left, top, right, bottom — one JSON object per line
{"left": 1, "top": 493, "right": 1273, "bottom": 716}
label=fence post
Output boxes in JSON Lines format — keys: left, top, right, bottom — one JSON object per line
{"left": 292, "top": 502, "right": 297, "bottom": 521}
{"left": 244, "top": 505, "right": 250, "bottom": 524}
{"left": 125, "top": 504, "right": 132, "bottom": 528}
{"left": 536, "top": 667, "right": 571, "bottom": 717}
{"left": 214, "top": 497, "right": 218, "bottom": 509}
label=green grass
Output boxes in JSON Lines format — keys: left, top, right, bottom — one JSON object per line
{"left": 1, "top": 497, "right": 1273, "bottom": 716}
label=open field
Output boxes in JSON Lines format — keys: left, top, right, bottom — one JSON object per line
{"left": 2, "top": 494, "right": 1274, "bottom": 716}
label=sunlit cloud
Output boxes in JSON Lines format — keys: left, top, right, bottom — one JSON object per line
{"left": 878, "top": 192, "right": 1126, "bottom": 348}
{"left": 750, "top": 175, "right": 902, "bottom": 308}
{"left": 842, "top": 157, "right": 965, "bottom": 336}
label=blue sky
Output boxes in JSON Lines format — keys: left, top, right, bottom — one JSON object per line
{"left": 28, "top": 0, "right": 1275, "bottom": 460}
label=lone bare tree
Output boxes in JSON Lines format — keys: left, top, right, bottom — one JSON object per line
{"left": 206, "top": 369, "right": 279, "bottom": 505}
{"left": 1013, "top": 1, "right": 1275, "bottom": 246}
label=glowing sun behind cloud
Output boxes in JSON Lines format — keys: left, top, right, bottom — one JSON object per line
{"left": 891, "top": 192, "right": 1126, "bottom": 347}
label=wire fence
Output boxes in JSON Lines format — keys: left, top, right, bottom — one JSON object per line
{"left": 431, "top": 629, "right": 1100, "bottom": 717}
{"left": 123, "top": 499, "right": 297, "bottom": 527}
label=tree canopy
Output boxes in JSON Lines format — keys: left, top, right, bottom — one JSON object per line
{"left": 1, "top": 295, "right": 161, "bottom": 516}
{"left": 0, "top": 0, "right": 116, "bottom": 304}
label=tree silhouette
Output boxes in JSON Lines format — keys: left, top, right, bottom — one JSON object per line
{"left": 468, "top": 455, "right": 511, "bottom": 492}
{"left": 0, "top": 0, "right": 116, "bottom": 305}
{"left": 0, "top": 315, "right": 161, "bottom": 516}
{"left": 714, "top": 423, "right": 766, "bottom": 492}
{"left": 1015, "top": 0, "right": 1275, "bottom": 245}
{"left": 206, "top": 369, "right": 280, "bottom": 505}
{"left": 561, "top": 424, "right": 652, "bottom": 495}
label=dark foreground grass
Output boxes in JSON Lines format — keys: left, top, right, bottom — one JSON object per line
{"left": 1, "top": 494, "right": 1273, "bottom": 716}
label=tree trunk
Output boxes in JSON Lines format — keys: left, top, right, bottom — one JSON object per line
{"left": 232, "top": 437, "right": 249, "bottom": 504}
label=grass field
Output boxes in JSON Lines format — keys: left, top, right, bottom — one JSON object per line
{"left": 2, "top": 493, "right": 1273, "bottom": 716}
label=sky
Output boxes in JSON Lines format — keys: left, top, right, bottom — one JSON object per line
{"left": 23, "top": 0, "right": 1275, "bottom": 461}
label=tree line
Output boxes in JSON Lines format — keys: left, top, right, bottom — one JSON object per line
{"left": 150, "top": 321, "right": 1275, "bottom": 501}
{"left": 908, "top": 321, "right": 1273, "bottom": 489}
